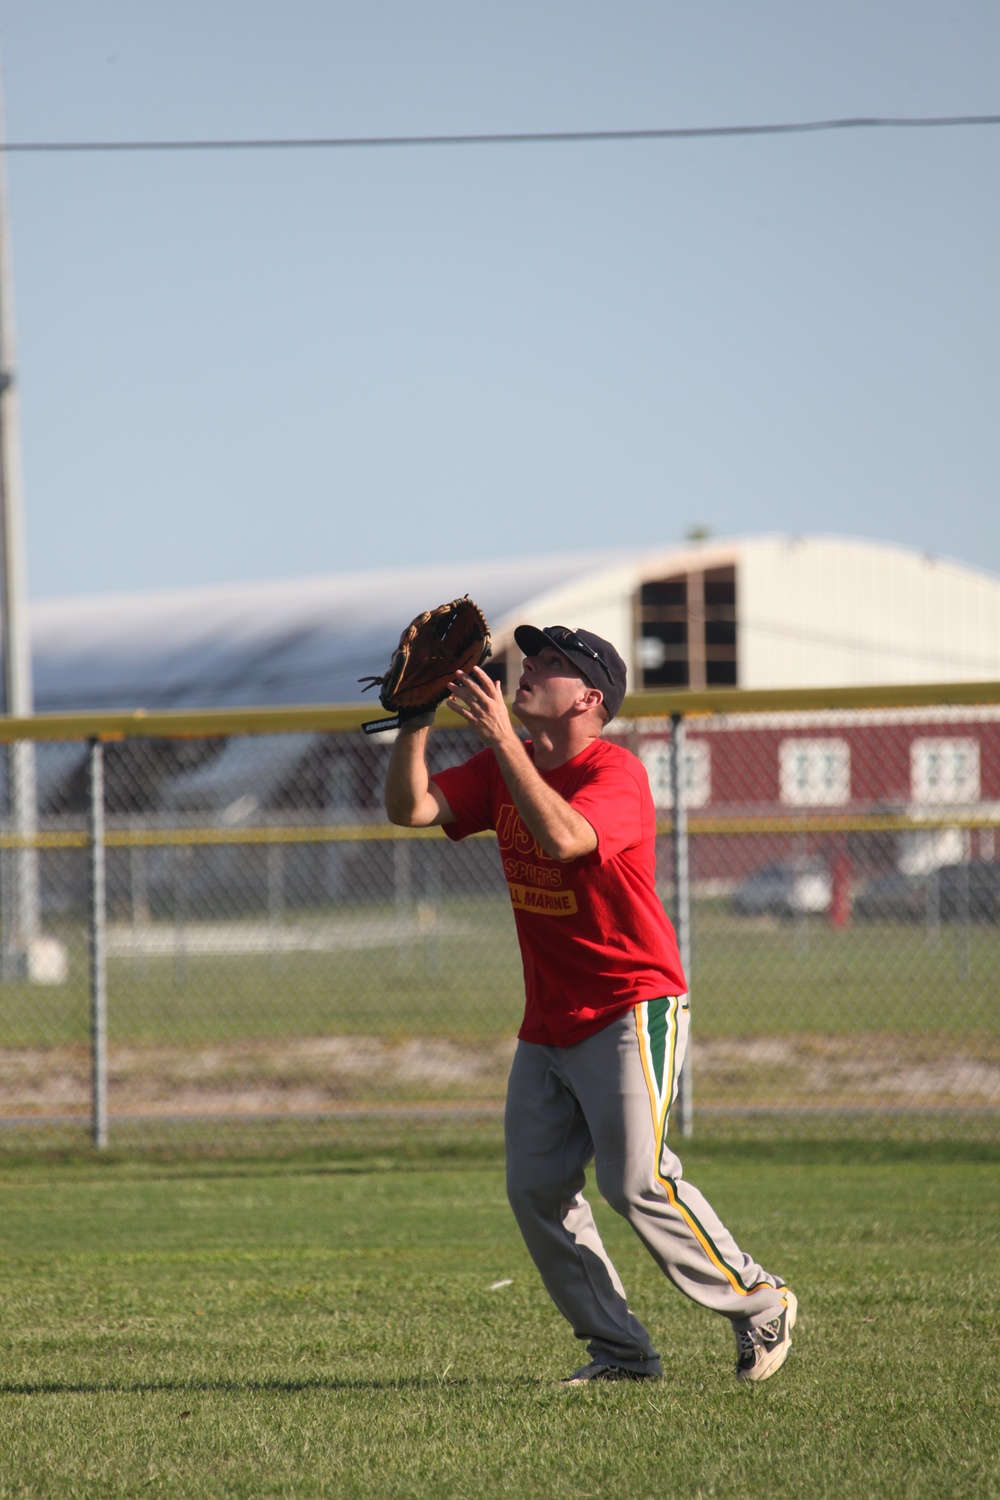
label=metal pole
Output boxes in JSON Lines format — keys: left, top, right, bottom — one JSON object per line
{"left": 424, "top": 844, "right": 441, "bottom": 978}
{"left": 172, "top": 844, "right": 189, "bottom": 991}
{"left": 0, "top": 58, "right": 40, "bottom": 976}
{"left": 88, "top": 739, "right": 108, "bottom": 1150}
{"left": 394, "top": 835, "right": 412, "bottom": 973}
{"left": 671, "top": 713, "right": 693, "bottom": 1137}
{"left": 267, "top": 842, "right": 285, "bottom": 969}
{"left": 957, "top": 832, "right": 971, "bottom": 981}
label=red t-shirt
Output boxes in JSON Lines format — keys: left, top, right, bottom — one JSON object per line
{"left": 431, "top": 737, "right": 687, "bottom": 1046}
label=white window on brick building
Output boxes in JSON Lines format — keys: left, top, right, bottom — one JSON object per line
{"left": 911, "top": 738, "right": 981, "bottom": 805}
{"left": 639, "top": 739, "right": 711, "bottom": 810}
{"left": 779, "top": 738, "right": 850, "bottom": 806}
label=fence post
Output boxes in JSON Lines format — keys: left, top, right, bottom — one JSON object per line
{"left": 267, "top": 842, "right": 285, "bottom": 969}
{"left": 394, "top": 834, "right": 413, "bottom": 973}
{"left": 88, "top": 738, "right": 108, "bottom": 1150}
{"left": 670, "top": 713, "right": 693, "bottom": 1138}
{"left": 956, "top": 837, "right": 972, "bottom": 981}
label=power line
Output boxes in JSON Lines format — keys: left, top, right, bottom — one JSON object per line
{"left": 2, "top": 114, "right": 999, "bottom": 154}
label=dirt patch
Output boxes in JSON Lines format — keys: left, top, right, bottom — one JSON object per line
{"left": 691, "top": 1035, "right": 1000, "bottom": 1108}
{"left": 0, "top": 1036, "right": 517, "bottom": 1117}
{"left": 1, "top": 1032, "right": 997, "bottom": 1118}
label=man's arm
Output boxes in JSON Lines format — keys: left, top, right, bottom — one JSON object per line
{"left": 445, "top": 670, "right": 598, "bottom": 862}
{"left": 491, "top": 735, "right": 598, "bottom": 861}
{"left": 384, "top": 721, "right": 455, "bottom": 828}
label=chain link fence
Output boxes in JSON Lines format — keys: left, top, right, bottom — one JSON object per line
{"left": 1, "top": 690, "right": 997, "bottom": 1153}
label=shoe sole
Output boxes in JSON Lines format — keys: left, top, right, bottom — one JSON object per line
{"left": 736, "top": 1289, "right": 798, "bottom": 1384}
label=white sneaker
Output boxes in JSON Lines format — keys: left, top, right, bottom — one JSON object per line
{"left": 735, "top": 1288, "right": 798, "bottom": 1382}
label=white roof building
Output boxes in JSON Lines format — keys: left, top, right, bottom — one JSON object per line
{"left": 26, "top": 533, "right": 1000, "bottom": 714}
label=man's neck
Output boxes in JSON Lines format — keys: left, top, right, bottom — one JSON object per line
{"left": 518, "top": 716, "right": 601, "bottom": 772}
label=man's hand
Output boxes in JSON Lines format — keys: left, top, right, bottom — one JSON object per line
{"left": 447, "top": 666, "right": 596, "bottom": 862}
{"left": 446, "top": 667, "right": 519, "bottom": 750}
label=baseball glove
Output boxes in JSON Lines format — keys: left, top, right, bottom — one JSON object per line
{"left": 359, "top": 596, "right": 492, "bottom": 734}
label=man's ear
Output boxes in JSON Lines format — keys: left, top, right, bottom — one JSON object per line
{"left": 574, "top": 686, "right": 604, "bottom": 716}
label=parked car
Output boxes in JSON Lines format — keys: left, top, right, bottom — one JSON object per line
{"left": 854, "top": 862, "right": 1000, "bottom": 923}
{"left": 853, "top": 871, "right": 930, "bottom": 922}
{"left": 938, "top": 861, "right": 1000, "bottom": 922}
{"left": 729, "top": 860, "right": 832, "bottom": 918}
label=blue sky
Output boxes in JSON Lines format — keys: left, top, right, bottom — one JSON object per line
{"left": 1, "top": 1, "right": 997, "bottom": 601}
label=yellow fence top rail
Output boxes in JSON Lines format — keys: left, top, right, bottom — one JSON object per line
{"left": 1, "top": 808, "right": 996, "bottom": 852}
{"left": 0, "top": 679, "right": 998, "bottom": 742}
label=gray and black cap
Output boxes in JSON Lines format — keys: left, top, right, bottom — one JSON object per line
{"left": 513, "top": 624, "right": 628, "bottom": 721}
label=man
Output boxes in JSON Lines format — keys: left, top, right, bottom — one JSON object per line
{"left": 384, "top": 622, "right": 796, "bottom": 1384}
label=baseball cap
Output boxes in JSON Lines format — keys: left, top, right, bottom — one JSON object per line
{"left": 513, "top": 624, "right": 628, "bottom": 721}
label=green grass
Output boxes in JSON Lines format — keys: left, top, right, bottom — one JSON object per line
{"left": 1, "top": 903, "right": 527, "bottom": 1047}
{"left": 4, "top": 900, "right": 998, "bottom": 1049}
{"left": 690, "top": 908, "right": 999, "bottom": 1037}
{"left": 0, "top": 1144, "right": 998, "bottom": 1498}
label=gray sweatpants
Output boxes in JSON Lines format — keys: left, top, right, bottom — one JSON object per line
{"left": 504, "top": 998, "right": 786, "bottom": 1373}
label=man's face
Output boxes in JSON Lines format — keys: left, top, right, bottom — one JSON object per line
{"left": 512, "top": 646, "right": 595, "bottom": 723}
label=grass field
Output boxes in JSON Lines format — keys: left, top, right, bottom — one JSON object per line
{"left": 1, "top": 1142, "right": 997, "bottom": 1498}
{"left": 6, "top": 901, "right": 1000, "bottom": 1048}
